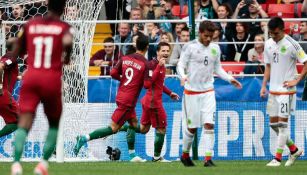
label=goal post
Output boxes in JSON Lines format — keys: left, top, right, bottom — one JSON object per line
{"left": 0, "top": 0, "right": 107, "bottom": 162}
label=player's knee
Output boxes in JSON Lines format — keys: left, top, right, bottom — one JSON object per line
{"left": 203, "top": 128, "right": 214, "bottom": 135}
{"left": 140, "top": 125, "right": 149, "bottom": 134}
{"left": 204, "top": 123, "right": 214, "bottom": 130}
{"left": 270, "top": 122, "right": 279, "bottom": 133}
{"left": 110, "top": 123, "right": 120, "bottom": 133}
{"left": 156, "top": 127, "right": 166, "bottom": 134}
{"left": 187, "top": 128, "right": 196, "bottom": 134}
{"left": 277, "top": 122, "right": 288, "bottom": 135}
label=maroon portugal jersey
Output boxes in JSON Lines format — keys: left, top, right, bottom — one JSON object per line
{"left": 110, "top": 53, "right": 149, "bottom": 107}
{"left": 19, "top": 16, "right": 73, "bottom": 76}
{"left": 141, "top": 59, "right": 171, "bottom": 109}
{"left": 0, "top": 52, "right": 18, "bottom": 94}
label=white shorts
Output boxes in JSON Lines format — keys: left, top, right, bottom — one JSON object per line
{"left": 266, "top": 94, "right": 296, "bottom": 118}
{"left": 182, "top": 91, "right": 216, "bottom": 128}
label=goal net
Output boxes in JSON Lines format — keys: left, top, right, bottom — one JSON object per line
{"left": 0, "top": 0, "right": 117, "bottom": 162}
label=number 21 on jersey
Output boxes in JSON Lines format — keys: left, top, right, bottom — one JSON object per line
{"left": 33, "top": 36, "right": 53, "bottom": 69}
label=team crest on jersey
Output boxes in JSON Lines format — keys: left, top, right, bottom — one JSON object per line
{"left": 211, "top": 48, "right": 217, "bottom": 57}
{"left": 280, "top": 46, "right": 287, "bottom": 54}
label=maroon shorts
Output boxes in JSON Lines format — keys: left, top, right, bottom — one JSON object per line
{"left": 0, "top": 90, "right": 18, "bottom": 124}
{"left": 19, "top": 73, "right": 62, "bottom": 122}
{"left": 111, "top": 103, "right": 136, "bottom": 127}
{"left": 141, "top": 105, "right": 167, "bottom": 128}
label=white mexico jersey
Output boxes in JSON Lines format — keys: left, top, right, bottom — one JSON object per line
{"left": 264, "top": 35, "right": 307, "bottom": 93}
{"left": 177, "top": 39, "right": 233, "bottom": 92}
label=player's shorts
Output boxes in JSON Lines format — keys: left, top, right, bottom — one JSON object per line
{"left": 111, "top": 102, "right": 137, "bottom": 127}
{"left": 267, "top": 93, "right": 296, "bottom": 118}
{"left": 19, "top": 72, "right": 62, "bottom": 123}
{"left": 140, "top": 105, "right": 167, "bottom": 128}
{"left": 0, "top": 90, "right": 18, "bottom": 124}
{"left": 182, "top": 89, "right": 216, "bottom": 128}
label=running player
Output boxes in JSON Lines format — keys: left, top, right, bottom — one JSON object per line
{"left": 126, "top": 42, "right": 179, "bottom": 162}
{"left": 11, "top": 0, "right": 73, "bottom": 174}
{"left": 73, "top": 33, "right": 149, "bottom": 162}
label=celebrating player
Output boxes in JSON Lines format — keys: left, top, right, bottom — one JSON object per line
{"left": 0, "top": 38, "right": 18, "bottom": 139}
{"left": 261, "top": 17, "right": 306, "bottom": 167}
{"left": 73, "top": 33, "right": 149, "bottom": 162}
{"left": 126, "top": 42, "right": 179, "bottom": 162}
{"left": 11, "top": 0, "right": 74, "bottom": 174}
{"left": 177, "top": 21, "right": 242, "bottom": 167}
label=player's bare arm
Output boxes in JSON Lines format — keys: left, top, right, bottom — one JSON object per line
{"left": 62, "top": 29, "right": 74, "bottom": 64}
{"left": 170, "top": 92, "right": 179, "bottom": 100}
{"left": 284, "top": 61, "right": 307, "bottom": 88}
{"left": 230, "top": 79, "right": 242, "bottom": 89}
{"left": 13, "top": 28, "right": 26, "bottom": 57}
{"left": 260, "top": 64, "right": 271, "bottom": 98}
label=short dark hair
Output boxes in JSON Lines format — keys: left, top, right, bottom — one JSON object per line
{"left": 268, "top": 17, "right": 284, "bottom": 31}
{"left": 199, "top": 21, "right": 217, "bottom": 33}
{"left": 136, "top": 33, "right": 149, "bottom": 51}
{"left": 157, "top": 42, "right": 170, "bottom": 52}
{"left": 48, "top": 0, "right": 68, "bottom": 16}
{"left": 103, "top": 37, "right": 114, "bottom": 43}
{"left": 181, "top": 26, "right": 189, "bottom": 33}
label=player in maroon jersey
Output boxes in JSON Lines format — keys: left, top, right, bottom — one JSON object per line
{"left": 125, "top": 42, "right": 179, "bottom": 162}
{"left": 0, "top": 38, "right": 19, "bottom": 139}
{"left": 11, "top": 0, "right": 73, "bottom": 174}
{"left": 73, "top": 33, "right": 149, "bottom": 162}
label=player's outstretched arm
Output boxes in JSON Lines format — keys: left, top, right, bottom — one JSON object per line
{"left": 162, "top": 85, "right": 179, "bottom": 100}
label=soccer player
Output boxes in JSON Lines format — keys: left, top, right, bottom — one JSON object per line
{"left": 0, "top": 38, "right": 18, "bottom": 139}
{"left": 260, "top": 17, "right": 306, "bottom": 167}
{"left": 73, "top": 33, "right": 149, "bottom": 162}
{"left": 11, "top": 0, "right": 74, "bottom": 174}
{"left": 126, "top": 42, "right": 179, "bottom": 162}
{"left": 178, "top": 21, "right": 242, "bottom": 167}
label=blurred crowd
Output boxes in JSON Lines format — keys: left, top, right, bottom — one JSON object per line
{"left": 1, "top": 0, "right": 307, "bottom": 76}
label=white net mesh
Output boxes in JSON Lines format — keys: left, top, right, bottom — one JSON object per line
{"left": 0, "top": 0, "right": 109, "bottom": 161}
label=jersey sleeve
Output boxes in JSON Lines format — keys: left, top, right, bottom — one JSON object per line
{"left": 214, "top": 47, "right": 233, "bottom": 82}
{"left": 177, "top": 43, "right": 191, "bottom": 79}
{"left": 110, "top": 58, "right": 123, "bottom": 80}
{"left": 0, "top": 54, "right": 17, "bottom": 68}
{"left": 290, "top": 39, "right": 307, "bottom": 63}
{"left": 143, "top": 60, "right": 152, "bottom": 88}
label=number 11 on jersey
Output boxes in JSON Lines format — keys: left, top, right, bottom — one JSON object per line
{"left": 33, "top": 36, "right": 54, "bottom": 69}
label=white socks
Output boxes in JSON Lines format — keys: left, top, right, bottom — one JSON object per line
{"left": 204, "top": 129, "right": 214, "bottom": 156}
{"left": 182, "top": 129, "right": 194, "bottom": 153}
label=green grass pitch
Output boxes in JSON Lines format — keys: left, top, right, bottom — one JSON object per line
{"left": 1, "top": 161, "right": 307, "bottom": 175}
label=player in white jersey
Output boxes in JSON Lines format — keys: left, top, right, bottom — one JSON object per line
{"left": 260, "top": 17, "right": 307, "bottom": 167}
{"left": 177, "top": 20, "right": 242, "bottom": 167}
